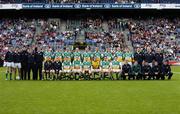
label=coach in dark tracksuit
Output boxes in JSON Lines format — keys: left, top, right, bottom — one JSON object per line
{"left": 20, "top": 48, "right": 28, "bottom": 80}
{"left": 134, "top": 48, "right": 144, "bottom": 65}
{"left": 154, "top": 49, "right": 164, "bottom": 66}
{"left": 121, "top": 61, "right": 132, "bottom": 80}
{"left": 142, "top": 61, "right": 152, "bottom": 80}
{"left": 27, "top": 49, "right": 34, "bottom": 80}
{"left": 161, "top": 61, "right": 173, "bottom": 80}
{"left": 33, "top": 48, "right": 44, "bottom": 80}
{"left": 144, "top": 50, "right": 154, "bottom": 67}
{"left": 152, "top": 61, "right": 161, "bottom": 80}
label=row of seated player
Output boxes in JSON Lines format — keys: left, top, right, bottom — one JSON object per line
{"left": 1, "top": 0, "right": 180, "bottom": 3}
{"left": 43, "top": 59, "right": 173, "bottom": 80}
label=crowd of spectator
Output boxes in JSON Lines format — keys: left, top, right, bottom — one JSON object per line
{"left": 128, "top": 18, "right": 180, "bottom": 61}
{"left": 1, "top": 0, "right": 180, "bottom": 3}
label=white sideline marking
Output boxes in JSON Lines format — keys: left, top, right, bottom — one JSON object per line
{"left": 173, "top": 72, "right": 180, "bottom": 74}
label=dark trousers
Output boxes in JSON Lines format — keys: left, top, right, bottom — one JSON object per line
{"left": 132, "top": 73, "right": 142, "bottom": 80}
{"left": 142, "top": 73, "right": 151, "bottom": 80}
{"left": 161, "top": 72, "right": 173, "bottom": 80}
{"left": 21, "top": 64, "right": 27, "bottom": 80}
{"left": 33, "top": 63, "right": 38, "bottom": 80}
{"left": 33, "top": 63, "right": 42, "bottom": 80}
{"left": 27, "top": 63, "right": 34, "bottom": 80}
{"left": 152, "top": 72, "right": 161, "bottom": 80}
{"left": 121, "top": 72, "right": 130, "bottom": 80}
{"left": 38, "top": 64, "right": 43, "bottom": 80}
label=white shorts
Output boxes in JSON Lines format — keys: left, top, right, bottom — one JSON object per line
{"left": 4, "top": 62, "right": 14, "bottom": 67}
{"left": 13, "top": 63, "right": 21, "bottom": 68}
{"left": 92, "top": 69, "right": 100, "bottom": 72}
{"left": 101, "top": 69, "right": 110, "bottom": 72}
{"left": 111, "top": 69, "right": 121, "bottom": 73}
{"left": 63, "top": 70, "right": 71, "bottom": 73}
{"left": 3, "top": 62, "right": 8, "bottom": 67}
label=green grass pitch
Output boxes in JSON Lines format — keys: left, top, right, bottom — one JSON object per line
{"left": 0, "top": 66, "right": 180, "bottom": 114}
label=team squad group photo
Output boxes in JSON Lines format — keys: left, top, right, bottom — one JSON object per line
{"left": 3, "top": 46, "right": 173, "bottom": 81}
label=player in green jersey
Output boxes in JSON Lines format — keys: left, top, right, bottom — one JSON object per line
{"left": 102, "top": 48, "right": 113, "bottom": 61}
{"left": 44, "top": 48, "right": 53, "bottom": 61}
{"left": 62, "top": 48, "right": 72, "bottom": 62}
{"left": 54, "top": 49, "right": 63, "bottom": 62}
{"left": 93, "top": 47, "right": 101, "bottom": 62}
{"left": 123, "top": 48, "right": 134, "bottom": 66}
{"left": 82, "top": 47, "right": 92, "bottom": 62}
{"left": 73, "top": 48, "right": 81, "bottom": 60}
{"left": 82, "top": 57, "right": 92, "bottom": 80}
{"left": 72, "top": 57, "right": 82, "bottom": 80}
{"left": 115, "top": 47, "right": 124, "bottom": 62}
{"left": 111, "top": 57, "right": 122, "bottom": 80}
{"left": 100, "top": 57, "right": 112, "bottom": 80}
{"left": 62, "top": 57, "right": 72, "bottom": 80}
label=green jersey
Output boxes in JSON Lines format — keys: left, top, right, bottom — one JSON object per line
{"left": 54, "top": 51, "right": 62, "bottom": 57}
{"left": 103, "top": 51, "right": 113, "bottom": 60}
{"left": 63, "top": 51, "right": 72, "bottom": 58}
{"left": 73, "top": 60, "right": 81, "bottom": 66}
{"left": 83, "top": 52, "right": 92, "bottom": 59}
{"left": 73, "top": 52, "right": 81, "bottom": 59}
{"left": 54, "top": 51, "right": 62, "bottom": 61}
{"left": 44, "top": 51, "right": 52, "bottom": 60}
{"left": 93, "top": 51, "right": 101, "bottom": 59}
{"left": 83, "top": 61, "right": 91, "bottom": 69}
{"left": 123, "top": 52, "right": 133, "bottom": 61}
{"left": 101, "top": 61, "right": 110, "bottom": 69}
{"left": 72, "top": 60, "right": 81, "bottom": 69}
{"left": 62, "top": 61, "right": 71, "bottom": 69}
{"left": 111, "top": 60, "right": 121, "bottom": 69}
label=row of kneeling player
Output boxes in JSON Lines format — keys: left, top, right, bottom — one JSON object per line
{"left": 42, "top": 58, "right": 173, "bottom": 80}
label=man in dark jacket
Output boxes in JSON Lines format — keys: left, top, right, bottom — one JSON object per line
{"left": 131, "top": 61, "right": 141, "bottom": 80}
{"left": 161, "top": 60, "right": 173, "bottom": 80}
{"left": 154, "top": 48, "right": 164, "bottom": 66}
{"left": 33, "top": 47, "right": 44, "bottom": 80}
{"left": 152, "top": 61, "right": 161, "bottom": 80}
{"left": 20, "top": 47, "right": 28, "bottom": 80}
{"left": 121, "top": 60, "right": 132, "bottom": 80}
{"left": 27, "top": 48, "right": 34, "bottom": 80}
{"left": 134, "top": 48, "right": 144, "bottom": 65}
{"left": 141, "top": 61, "right": 152, "bottom": 80}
